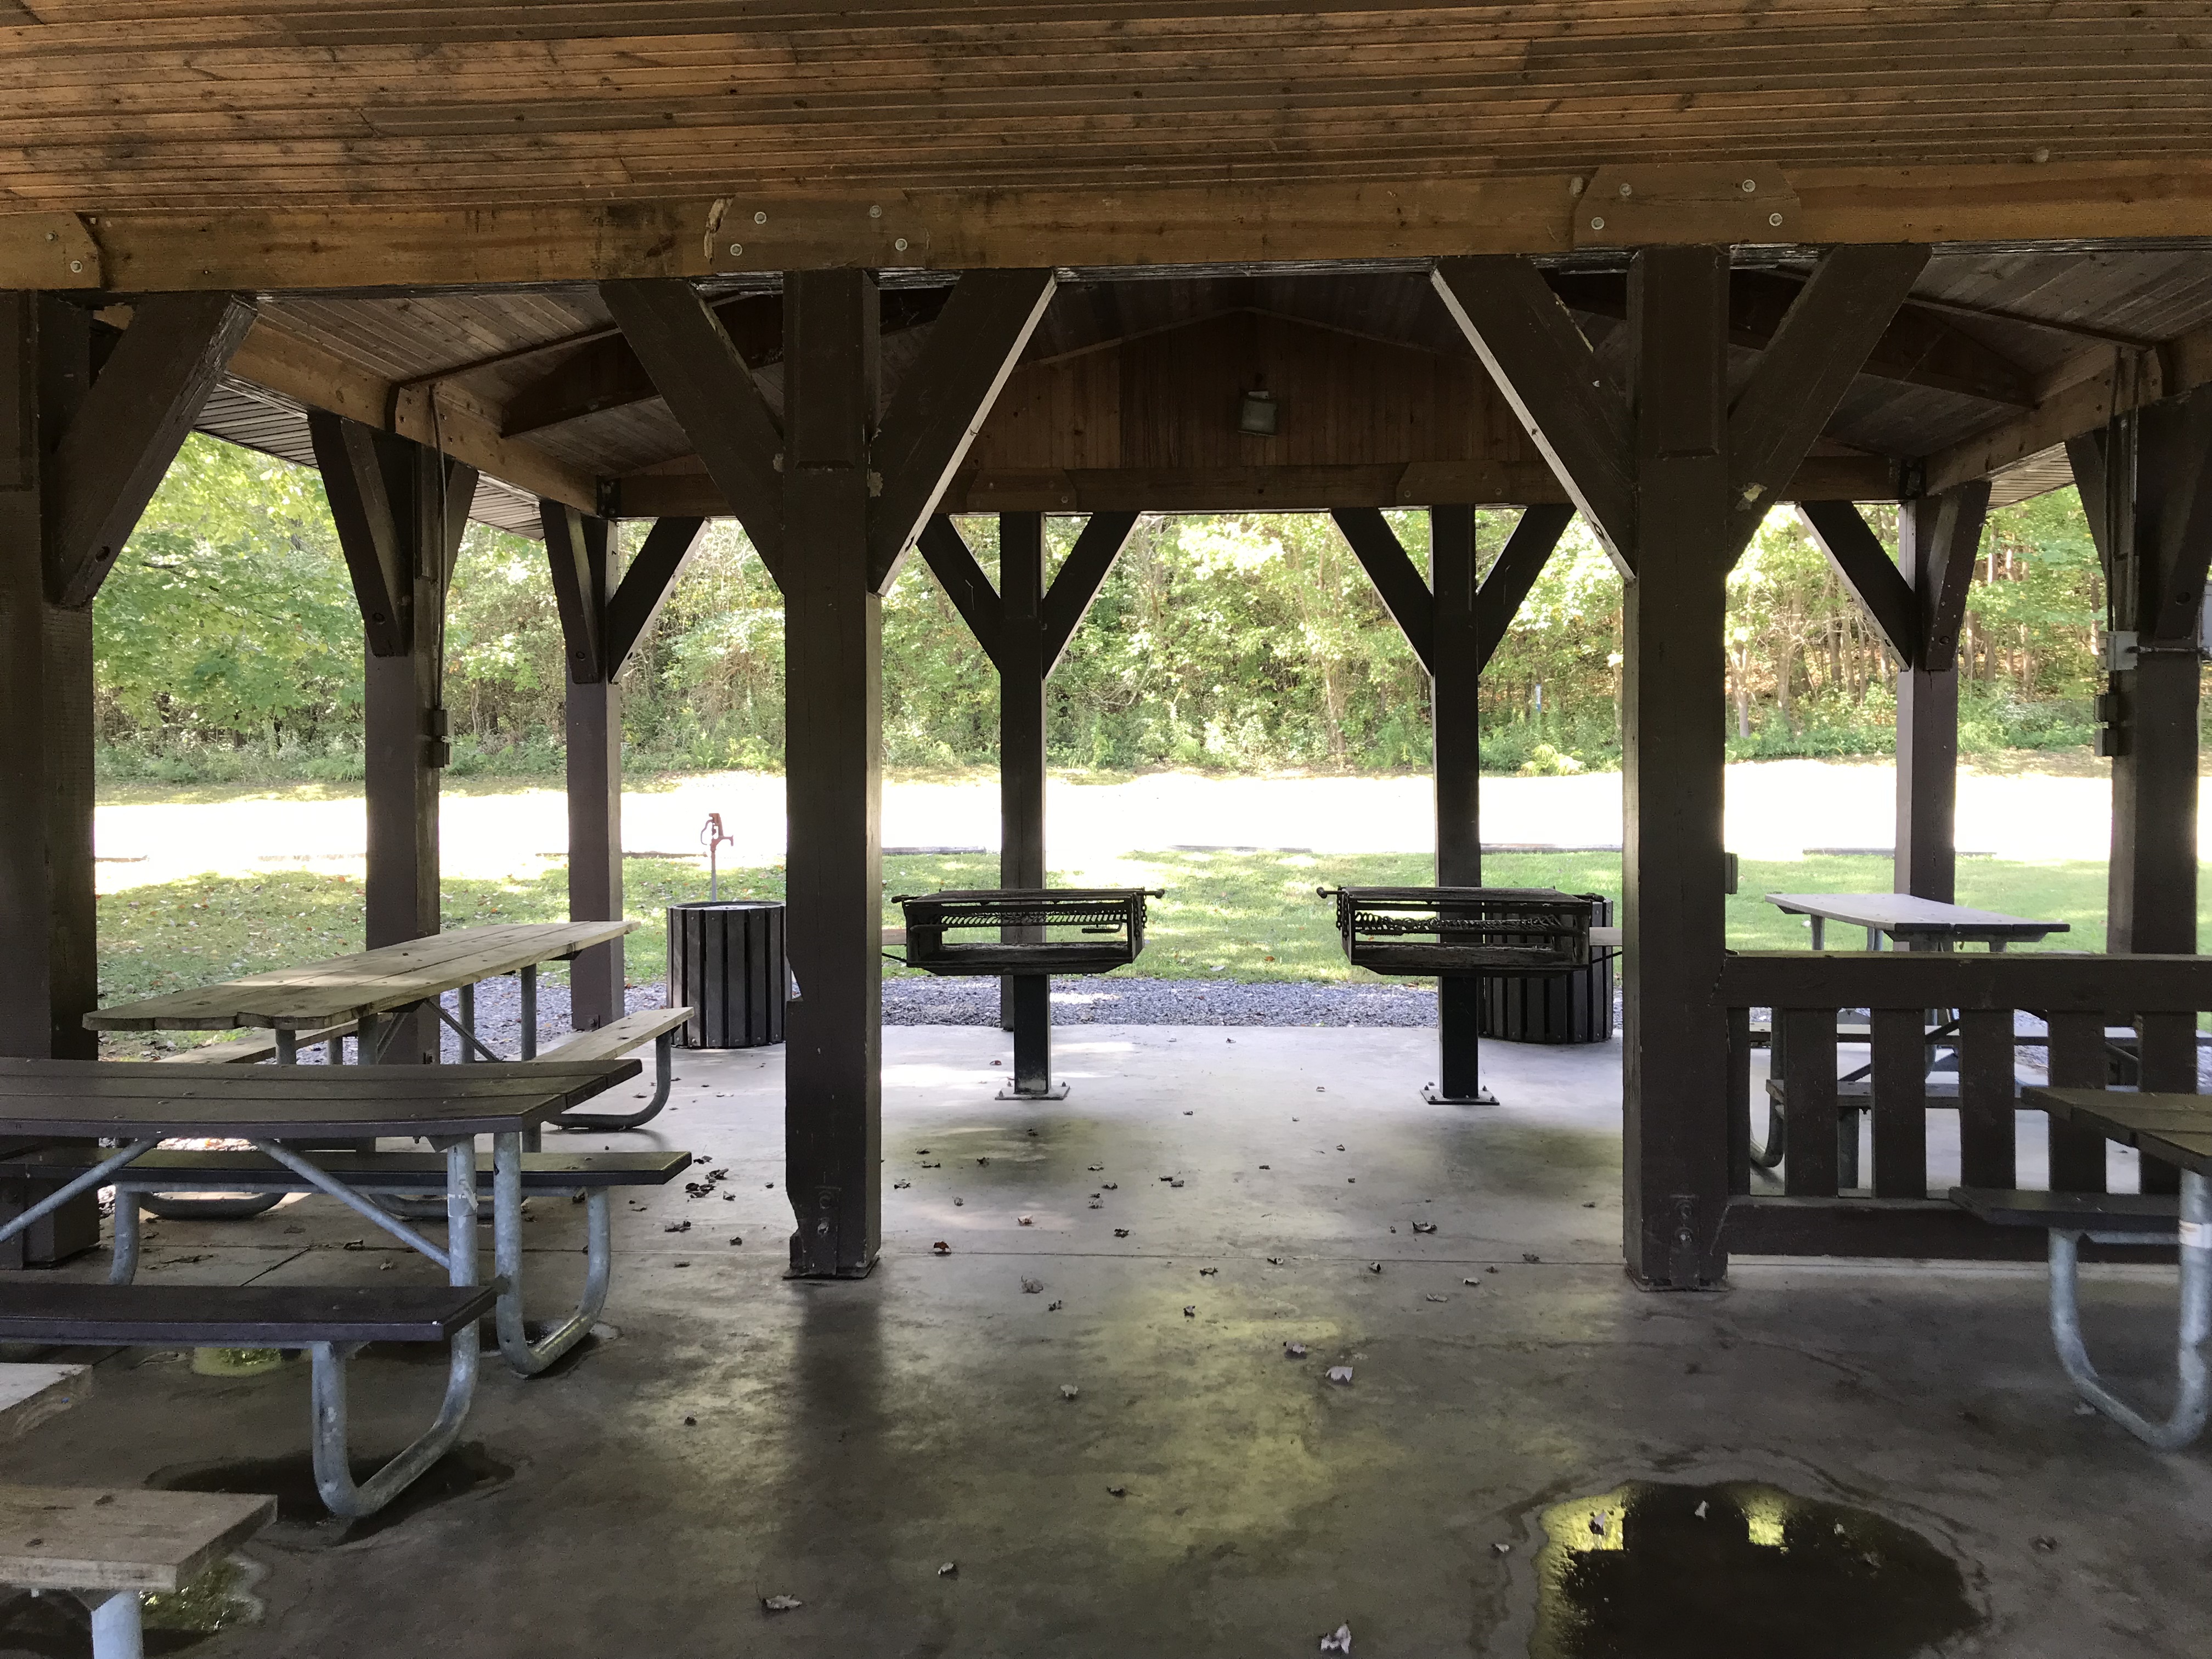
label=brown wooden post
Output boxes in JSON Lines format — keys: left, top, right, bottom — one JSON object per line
{"left": 0, "top": 289, "right": 252, "bottom": 1262}
{"left": 2075, "top": 389, "right": 2212, "bottom": 957}
{"left": 311, "top": 413, "right": 478, "bottom": 1063}
{"left": 1438, "top": 241, "right": 1926, "bottom": 1284}
{"left": 545, "top": 509, "right": 706, "bottom": 1030}
{"left": 998, "top": 511, "right": 1047, "bottom": 1034}
{"left": 1894, "top": 484, "right": 1987, "bottom": 903}
{"left": 605, "top": 267, "right": 1054, "bottom": 1276}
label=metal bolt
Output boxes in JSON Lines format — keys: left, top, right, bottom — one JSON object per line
{"left": 753, "top": 211, "right": 768, "bottom": 224}
{"left": 1618, "top": 182, "right": 1632, "bottom": 197}
{"left": 43, "top": 230, "right": 55, "bottom": 241}
{"left": 894, "top": 238, "right": 909, "bottom": 252}
{"left": 1740, "top": 178, "right": 1757, "bottom": 193}
{"left": 1589, "top": 217, "right": 1605, "bottom": 232}
{"left": 1768, "top": 212, "right": 1783, "bottom": 227}
{"left": 868, "top": 204, "right": 883, "bottom": 218}
{"left": 729, "top": 242, "right": 743, "bottom": 257}
{"left": 67, "top": 259, "right": 82, "bottom": 273}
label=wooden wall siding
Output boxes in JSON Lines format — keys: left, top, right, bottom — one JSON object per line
{"left": 3, "top": 6, "right": 2211, "bottom": 213}
{"left": 968, "top": 311, "right": 1514, "bottom": 475}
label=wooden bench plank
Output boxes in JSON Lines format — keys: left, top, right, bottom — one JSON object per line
{"left": 1949, "top": 1186, "right": 2181, "bottom": 1231}
{"left": 535, "top": 1006, "right": 691, "bottom": 1065}
{"left": 0, "top": 1058, "right": 638, "bottom": 1139}
{"left": 158, "top": 1021, "right": 357, "bottom": 1064}
{"left": 0, "top": 1485, "right": 275, "bottom": 1593}
{"left": 0, "top": 1146, "right": 692, "bottom": 1190}
{"left": 0, "top": 1283, "right": 499, "bottom": 1346}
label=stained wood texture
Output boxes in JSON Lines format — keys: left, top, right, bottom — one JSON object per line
{"left": 0, "top": 1057, "right": 637, "bottom": 1138}
{"left": 2032, "top": 1091, "right": 2212, "bottom": 1179}
{"left": 1798, "top": 500, "right": 1918, "bottom": 665}
{"left": 1716, "top": 951, "right": 2212, "bottom": 1012}
{"left": 0, "top": 1484, "right": 273, "bottom": 1593}
{"left": 0, "top": 1284, "right": 499, "bottom": 1351}
{"left": 83, "top": 921, "right": 636, "bottom": 1031}
{"left": 1723, "top": 1195, "right": 2174, "bottom": 1262}
{"left": 0, "top": 1363, "right": 86, "bottom": 1439}
{"left": 0, "top": 1144, "right": 689, "bottom": 1190}
{"left": 1893, "top": 482, "right": 1989, "bottom": 904}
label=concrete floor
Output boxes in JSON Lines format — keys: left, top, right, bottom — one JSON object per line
{"left": 7, "top": 1026, "right": 2210, "bottom": 1657}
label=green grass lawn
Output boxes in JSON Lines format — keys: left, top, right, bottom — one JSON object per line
{"left": 98, "top": 849, "right": 2169, "bottom": 1043}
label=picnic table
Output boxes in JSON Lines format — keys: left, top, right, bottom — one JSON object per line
{"left": 83, "top": 920, "right": 638, "bottom": 1065}
{"left": 1763, "top": 893, "right": 2067, "bottom": 952}
{"left": 1953, "top": 1087, "right": 2211, "bottom": 1450}
{"left": 0, "top": 1056, "right": 639, "bottom": 1516}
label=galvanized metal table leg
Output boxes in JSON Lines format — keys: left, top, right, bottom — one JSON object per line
{"left": 309, "top": 1136, "right": 483, "bottom": 1518}
{"left": 2048, "top": 1169, "right": 2211, "bottom": 1450}
{"left": 107, "top": 1193, "right": 142, "bottom": 1284}
{"left": 1808, "top": 916, "right": 1825, "bottom": 950}
{"left": 82, "top": 1589, "right": 143, "bottom": 1659}
{"left": 551, "top": 1032, "right": 674, "bottom": 1132}
{"left": 997, "top": 975, "right": 1067, "bottom": 1101}
{"left": 1425, "top": 977, "right": 1496, "bottom": 1104}
{"left": 275, "top": 1029, "right": 297, "bottom": 1065}
{"left": 492, "top": 1129, "right": 609, "bottom": 1375}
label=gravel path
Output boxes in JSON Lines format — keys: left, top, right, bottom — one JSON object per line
{"left": 881, "top": 974, "right": 1442, "bottom": 1027}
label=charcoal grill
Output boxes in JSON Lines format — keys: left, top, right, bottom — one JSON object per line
{"left": 1318, "top": 885, "right": 1611, "bottom": 1104}
{"left": 893, "top": 888, "right": 1162, "bottom": 1098}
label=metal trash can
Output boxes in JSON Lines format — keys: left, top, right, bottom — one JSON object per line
{"left": 667, "top": 900, "right": 787, "bottom": 1048}
{"left": 1477, "top": 895, "right": 1614, "bottom": 1044}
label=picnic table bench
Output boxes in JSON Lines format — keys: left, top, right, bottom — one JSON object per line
{"left": 1950, "top": 1087, "right": 2209, "bottom": 1450}
{"left": 1763, "top": 893, "right": 2068, "bottom": 952}
{"left": 0, "top": 1057, "right": 652, "bottom": 1517}
{"left": 0, "top": 1484, "right": 275, "bottom": 1659}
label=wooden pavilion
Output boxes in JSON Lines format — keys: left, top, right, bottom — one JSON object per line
{"left": 4, "top": 3, "right": 2211, "bottom": 1284}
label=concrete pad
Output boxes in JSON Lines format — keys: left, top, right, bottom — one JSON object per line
{"left": 6, "top": 1027, "right": 2207, "bottom": 1656}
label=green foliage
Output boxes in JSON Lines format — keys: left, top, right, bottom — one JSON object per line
{"left": 94, "top": 441, "right": 2115, "bottom": 781}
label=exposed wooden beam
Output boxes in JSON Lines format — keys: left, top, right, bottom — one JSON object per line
{"left": 2066, "top": 431, "right": 2111, "bottom": 563}
{"left": 1918, "top": 483, "right": 1992, "bottom": 674}
{"left": 605, "top": 516, "right": 708, "bottom": 676}
{"left": 308, "top": 409, "right": 408, "bottom": 658}
{"left": 625, "top": 456, "right": 1903, "bottom": 519}
{"left": 228, "top": 317, "right": 599, "bottom": 514}
{"left": 46, "top": 291, "right": 257, "bottom": 607}
{"left": 916, "top": 516, "right": 1002, "bottom": 669}
{"left": 599, "top": 279, "right": 786, "bottom": 578}
{"left": 500, "top": 290, "right": 948, "bottom": 438}
{"left": 1431, "top": 257, "right": 1635, "bottom": 571}
{"left": 1329, "top": 507, "right": 1435, "bottom": 675}
{"left": 1552, "top": 269, "right": 2035, "bottom": 408}
{"left": 1726, "top": 244, "right": 1929, "bottom": 546}
{"left": 1925, "top": 320, "right": 2212, "bottom": 495}
{"left": 21, "top": 161, "right": 2212, "bottom": 290}
{"left": 1041, "top": 511, "right": 1139, "bottom": 675}
{"left": 867, "top": 269, "right": 1057, "bottom": 593}
{"left": 540, "top": 503, "right": 610, "bottom": 684}
{"left": 1797, "top": 500, "right": 1920, "bottom": 666}
{"left": 1474, "top": 504, "right": 1576, "bottom": 672}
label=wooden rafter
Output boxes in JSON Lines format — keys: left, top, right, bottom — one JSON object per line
{"left": 46, "top": 291, "right": 257, "bottom": 608}
{"left": 540, "top": 504, "right": 610, "bottom": 684}
{"left": 1329, "top": 504, "right": 1573, "bottom": 675}
{"left": 605, "top": 517, "right": 708, "bottom": 675}
{"left": 1041, "top": 511, "right": 1140, "bottom": 674}
{"left": 1796, "top": 500, "right": 1920, "bottom": 667}
{"left": 16, "top": 159, "right": 2212, "bottom": 291}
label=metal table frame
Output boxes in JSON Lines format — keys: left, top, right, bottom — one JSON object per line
{"left": 0, "top": 1068, "right": 631, "bottom": 1516}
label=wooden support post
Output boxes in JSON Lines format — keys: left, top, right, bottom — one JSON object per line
{"left": 545, "top": 510, "right": 706, "bottom": 1029}
{"left": 2076, "top": 389, "right": 2212, "bottom": 956}
{"left": 606, "top": 268, "right": 1052, "bottom": 1276}
{"left": 1438, "top": 241, "right": 1925, "bottom": 1284}
{"left": 999, "top": 512, "right": 1047, "bottom": 1031}
{"left": 311, "top": 412, "right": 478, "bottom": 1064}
{"left": 1893, "top": 484, "right": 1987, "bottom": 903}
{"left": 0, "top": 289, "right": 251, "bottom": 1262}
{"left": 1332, "top": 501, "right": 1573, "bottom": 1104}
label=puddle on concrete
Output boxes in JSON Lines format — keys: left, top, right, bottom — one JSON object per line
{"left": 148, "top": 1442, "right": 513, "bottom": 1547}
{"left": 0, "top": 1556, "right": 256, "bottom": 1656}
{"left": 1531, "top": 1481, "right": 1980, "bottom": 1658}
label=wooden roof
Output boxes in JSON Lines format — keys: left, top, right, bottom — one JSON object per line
{"left": 10, "top": 5, "right": 2212, "bottom": 524}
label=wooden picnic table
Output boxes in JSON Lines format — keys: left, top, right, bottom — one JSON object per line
{"left": 1763, "top": 893, "right": 2067, "bottom": 952}
{"left": 83, "top": 919, "right": 637, "bottom": 1068}
{"left": 0, "top": 1056, "right": 640, "bottom": 1516}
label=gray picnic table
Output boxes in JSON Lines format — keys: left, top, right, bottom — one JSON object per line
{"left": 1763, "top": 892, "right": 2067, "bottom": 952}
{"left": 0, "top": 1056, "right": 639, "bottom": 1516}
{"left": 83, "top": 919, "right": 639, "bottom": 1064}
